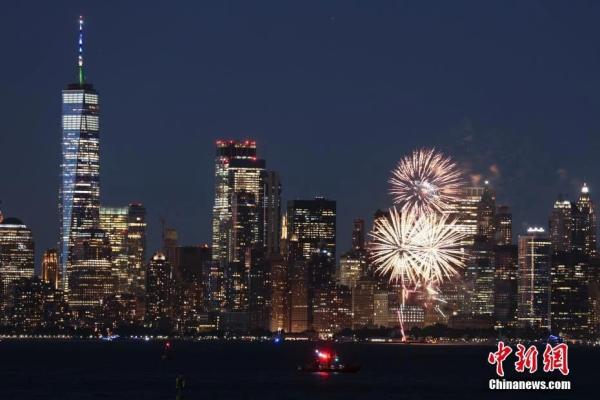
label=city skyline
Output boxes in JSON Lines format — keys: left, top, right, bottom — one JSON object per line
{"left": 2, "top": 4, "right": 600, "bottom": 399}
{"left": 2, "top": 3, "right": 600, "bottom": 267}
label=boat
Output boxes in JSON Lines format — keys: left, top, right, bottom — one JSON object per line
{"left": 298, "top": 349, "right": 361, "bottom": 373}
{"left": 161, "top": 340, "right": 173, "bottom": 360}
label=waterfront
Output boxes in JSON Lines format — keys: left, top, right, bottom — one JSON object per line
{"left": 0, "top": 340, "right": 596, "bottom": 399}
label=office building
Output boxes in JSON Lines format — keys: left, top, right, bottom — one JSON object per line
{"left": 41, "top": 249, "right": 60, "bottom": 290}
{"left": 0, "top": 217, "right": 35, "bottom": 315}
{"left": 59, "top": 17, "right": 101, "bottom": 290}
{"left": 517, "top": 228, "right": 551, "bottom": 329}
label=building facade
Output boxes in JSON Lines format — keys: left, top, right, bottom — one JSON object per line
{"left": 59, "top": 17, "right": 102, "bottom": 292}
{"left": 0, "top": 217, "right": 35, "bottom": 317}
{"left": 517, "top": 228, "right": 551, "bottom": 330}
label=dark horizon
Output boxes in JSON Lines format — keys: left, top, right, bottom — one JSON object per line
{"left": 2, "top": 1, "right": 600, "bottom": 268}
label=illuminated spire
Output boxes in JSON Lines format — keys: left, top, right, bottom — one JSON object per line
{"left": 582, "top": 183, "right": 589, "bottom": 195}
{"left": 77, "top": 16, "right": 85, "bottom": 84}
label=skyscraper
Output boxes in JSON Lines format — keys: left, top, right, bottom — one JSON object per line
{"left": 0, "top": 217, "right": 35, "bottom": 316}
{"left": 494, "top": 205, "right": 512, "bottom": 245}
{"left": 211, "top": 140, "right": 265, "bottom": 265}
{"left": 459, "top": 182, "right": 496, "bottom": 326}
{"left": 352, "top": 277, "right": 378, "bottom": 329}
{"left": 517, "top": 228, "right": 551, "bottom": 330}
{"left": 59, "top": 17, "right": 101, "bottom": 291}
{"left": 286, "top": 197, "right": 336, "bottom": 331}
{"left": 550, "top": 251, "right": 589, "bottom": 337}
{"left": 211, "top": 140, "right": 274, "bottom": 317}
{"left": 286, "top": 197, "right": 336, "bottom": 262}
{"left": 268, "top": 253, "right": 288, "bottom": 332}
{"left": 162, "top": 227, "right": 179, "bottom": 264}
{"left": 263, "top": 171, "right": 282, "bottom": 256}
{"left": 572, "top": 183, "right": 597, "bottom": 258}
{"left": 465, "top": 235, "right": 495, "bottom": 319}
{"left": 100, "top": 206, "right": 129, "bottom": 293}
{"left": 145, "top": 252, "right": 174, "bottom": 329}
{"left": 447, "top": 185, "right": 488, "bottom": 246}
{"left": 67, "top": 228, "right": 114, "bottom": 319}
{"left": 352, "top": 219, "right": 366, "bottom": 251}
{"left": 126, "top": 203, "right": 147, "bottom": 294}
{"left": 549, "top": 196, "right": 573, "bottom": 254}
{"left": 476, "top": 185, "right": 496, "bottom": 238}
{"left": 493, "top": 244, "right": 518, "bottom": 328}
{"left": 171, "top": 244, "right": 211, "bottom": 332}
{"left": 99, "top": 204, "right": 146, "bottom": 295}
{"left": 338, "top": 254, "right": 363, "bottom": 288}
{"left": 41, "top": 249, "right": 60, "bottom": 290}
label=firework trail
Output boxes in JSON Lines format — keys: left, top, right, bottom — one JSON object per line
{"left": 389, "top": 148, "right": 463, "bottom": 216}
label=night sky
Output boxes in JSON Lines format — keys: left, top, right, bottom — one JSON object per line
{"left": 2, "top": 1, "right": 600, "bottom": 269}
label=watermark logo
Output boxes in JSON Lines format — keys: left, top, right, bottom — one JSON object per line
{"left": 487, "top": 341, "right": 571, "bottom": 391}
{"left": 488, "top": 341, "right": 569, "bottom": 377}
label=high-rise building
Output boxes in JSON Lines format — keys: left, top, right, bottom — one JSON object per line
{"left": 211, "top": 140, "right": 265, "bottom": 265}
{"left": 263, "top": 171, "right": 282, "bottom": 256}
{"left": 288, "top": 259, "right": 309, "bottom": 333}
{"left": 338, "top": 253, "right": 364, "bottom": 288}
{"left": 268, "top": 254, "right": 288, "bottom": 332}
{"left": 286, "top": 197, "right": 336, "bottom": 330}
{"left": 59, "top": 17, "right": 101, "bottom": 291}
{"left": 163, "top": 227, "right": 179, "bottom": 264}
{"left": 230, "top": 191, "right": 259, "bottom": 264}
{"left": 352, "top": 277, "right": 378, "bottom": 329}
{"left": 41, "top": 249, "right": 60, "bottom": 290}
{"left": 99, "top": 204, "right": 146, "bottom": 295}
{"left": 286, "top": 197, "right": 336, "bottom": 262}
{"left": 517, "top": 228, "right": 551, "bottom": 330}
{"left": 100, "top": 206, "right": 129, "bottom": 293}
{"left": 352, "top": 219, "right": 366, "bottom": 251}
{"left": 145, "top": 252, "right": 174, "bottom": 328}
{"left": 494, "top": 205, "right": 512, "bottom": 245}
{"left": 550, "top": 251, "right": 589, "bottom": 337}
{"left": 0, "top": 217, "right": 35, "bottom": 316}
{"left": 572, "top": 183, "right": 597, "bottom": 258}
{"left": 247, "top": 248, "right": 271, "bottom": 330}
{"left": 210, "top": 140, "right": 277, "bottom": 318}
{"left": 476, "top": 185, "right": 496, "bottom": 238}
{"left": 286, "top": 235, "right": 309, "bottom": 333}
{"left": 171, "top": 245, "right": 211, "bottom": 332}
{"left": 549, "top": 196, "right": 573, "bottom": 254}
{"left": 493, "top": 244, "right": 518, "bottom": 328}
{"left": 465, "top": 235, "right": 495, "bottom": 319}
{"left": 126, "top": 203, "right": 147, "bottom": 294}
{"left": 67, "top": 228, "right": 115, "bottom": 319}
{"left": 447, "top": 185, "right": 487, "bottom": 246}
{"left": 463, "top": 186, "right": 498, "bottom": 320}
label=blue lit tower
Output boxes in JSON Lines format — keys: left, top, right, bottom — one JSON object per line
{"left": 59, "top": 16, "right": 101, "bottom": 290}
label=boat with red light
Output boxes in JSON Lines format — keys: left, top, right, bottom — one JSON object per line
{"left": 298, "top": 349, "right": 360, "bottom": 373}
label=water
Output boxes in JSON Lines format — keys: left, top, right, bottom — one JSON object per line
{"left": 0, "top": 340, "right": 596, "bottom": 399}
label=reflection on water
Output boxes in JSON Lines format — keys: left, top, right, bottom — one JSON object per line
{"left": 0, "top": 340, "right": 596, "bottom": 399}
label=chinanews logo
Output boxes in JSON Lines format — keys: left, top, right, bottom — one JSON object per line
{"left": 486, "top": 341, "right": 571, "bottom": 391}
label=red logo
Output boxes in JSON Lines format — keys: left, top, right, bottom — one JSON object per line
{"left": 488, "top": 341, "right": 570, "bottom": 377}
{"left": 487, "top": 341, "right": 513, "bottom": 377}
{"left": 542, "top": 343, "right": 569, "bottom": 376}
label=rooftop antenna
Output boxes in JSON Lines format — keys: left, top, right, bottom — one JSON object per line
{"left": 78, "top": 16, "right": 85, "bottom": 84}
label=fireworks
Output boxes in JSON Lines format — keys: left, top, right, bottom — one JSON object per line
{"left": 370, "top": 147, "right": 467, "bottom": 340}
{"left": 369, "top": 207, "right": 467, "bottom": 287}
{"left": 389, "top": 148, "right": 463, "bottom": 215}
